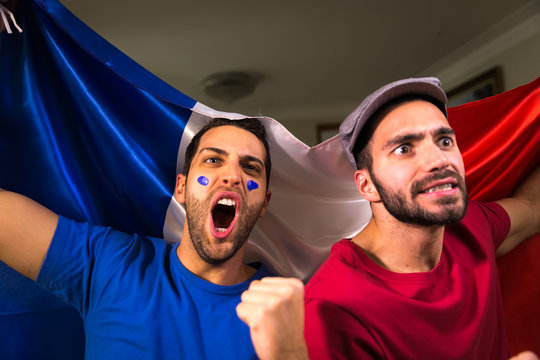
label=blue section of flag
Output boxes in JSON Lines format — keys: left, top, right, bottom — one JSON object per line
{"left": 0, "top": 0, "right": 198, "bottom": 358}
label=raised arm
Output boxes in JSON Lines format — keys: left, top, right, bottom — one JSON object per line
{"left": 0, "top": 188, "right": 58, "bottom": 280}
{"left": 495, "top": 167, "right": 540, "bottom": 257}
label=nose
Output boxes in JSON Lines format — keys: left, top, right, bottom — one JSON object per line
{"left": 219, "top": 162, "right": 242, "bottom": 187}
{"left": 422, "top": 145, "right": 450, "bottom": 173}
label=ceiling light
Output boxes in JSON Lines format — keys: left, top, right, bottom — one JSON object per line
{"left": 202, "top": 71, "right": 258, "bottom": 104}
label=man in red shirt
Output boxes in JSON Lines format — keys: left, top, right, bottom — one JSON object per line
{"left": 303, "top": 78, "right": 539, "bottom": 359}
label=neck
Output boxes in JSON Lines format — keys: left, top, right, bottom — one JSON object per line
{"left": 176, "top": 228, "right": 256, "bottom": 285}
{"left": 352, "top": 206, "right": 445, "bottom": 273}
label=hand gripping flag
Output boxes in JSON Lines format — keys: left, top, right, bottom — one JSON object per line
{"left": 1, "top": 0, "right": 539, "bottom": 358}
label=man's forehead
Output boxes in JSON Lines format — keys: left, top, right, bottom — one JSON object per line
{"left": 197, "top": 125, "right": 266, "bottom": 158}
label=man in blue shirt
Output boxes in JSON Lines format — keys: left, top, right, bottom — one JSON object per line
{"left": 0, "top": 118, "right": 305, "bottom": 359}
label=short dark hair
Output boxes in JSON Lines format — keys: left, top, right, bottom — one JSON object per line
{"left": 183, "top": 118, "right": 272, "bottom": 187}
{"left": 353, "top": 95, "right": 446, "bottom": 171}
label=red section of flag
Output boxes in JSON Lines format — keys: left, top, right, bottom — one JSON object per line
{"left": 448, "top": 77, "right": 540, "bottom": 355}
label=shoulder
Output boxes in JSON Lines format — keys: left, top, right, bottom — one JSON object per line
{"left": 53, "top": 215, "right": 170, "bottom": 265}
{"left": 58, "top": 215, "right": 164, "bottom": 242}
{"left": 305, "top": 239, "right": 365, "bottom": 302}
{"left": 445, "top": 200, "right": 511, "bottom": 253}
{"left": 464, "top": 201, "right": 509, "bottom": 222}
{"left": 449, "top": 201, "right": 510, "bottom": 237}
{"left": 55, "top": 215, "right": 131, "bottom": 242}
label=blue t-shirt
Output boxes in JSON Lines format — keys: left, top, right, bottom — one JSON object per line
{"left": 37, "top": 216, "right": 274, "bottom": 359}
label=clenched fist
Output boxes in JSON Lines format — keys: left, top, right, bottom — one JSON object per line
{"left": 237, "top": 277, "right": 308, "bottom": 360}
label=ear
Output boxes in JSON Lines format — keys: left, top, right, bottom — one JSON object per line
{"left": 174, "top": 174, "right": 187, "bottom": 204}
{"left": 258, "top": 190, "right": 272, "bottom": 217}
{"left": 354, "top": 169, "right": 380, "bottom": 202}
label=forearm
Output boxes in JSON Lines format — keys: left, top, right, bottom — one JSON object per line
{"left": 513, "top": 166, "right": 540, "bottom": 214}
{"left": 495, "top": 167, "right": 540, "bottom": 256}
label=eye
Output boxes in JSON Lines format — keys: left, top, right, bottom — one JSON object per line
{"left": 242, "top": 163, "right": 262, "bottom": 176}
{"left": 438, "top": 136, "right": 454, "bottom": 147}
{"left": 204, "top": 157, "right": 220, "bottom": 165}
{"left": 393, "top": 145, "right": 411, "bottom": 155}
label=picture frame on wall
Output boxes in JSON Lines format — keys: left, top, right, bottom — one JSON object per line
{"left": 446, "top": 67, "right": 504, "bottom": 107}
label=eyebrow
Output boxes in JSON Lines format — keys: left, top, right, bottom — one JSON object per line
{"left": 198, "top": 147, "right": 265, "bottom": 167}
{"left": 199, "top": 147, "right": 227, "bottom": 156}
{"left": 433, "top": 127, "right": 455, "bottom": 137}
{"left": 382, "top": 126, "right": 455, "bottom": 150}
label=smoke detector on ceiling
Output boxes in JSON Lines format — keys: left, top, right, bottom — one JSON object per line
{"left": 202, "top": 71, "right": 258, "bottom": 104}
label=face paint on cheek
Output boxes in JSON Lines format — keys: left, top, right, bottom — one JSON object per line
{"left": 197, "top": 176, "right": 209, "bottom": 186}
{"left": 247, "top": 180, "right": 259, "bottom": 191}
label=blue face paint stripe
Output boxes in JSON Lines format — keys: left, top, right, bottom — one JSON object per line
{"left": 247, "top": 180, "right": 259, "bottom": 191}
{"left": 197, "top": 176, "right": 209, "bottom": 186}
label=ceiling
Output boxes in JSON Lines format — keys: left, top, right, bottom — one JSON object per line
{"left": 59, "top": 0, "right": 538, "bottom": 143}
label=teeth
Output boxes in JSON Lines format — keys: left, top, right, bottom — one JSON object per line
{"left": 425, "top": 184, "right": 453, "bottom": 193}
{"left": 217, "top": 198, "right": 236, "bottom": 207}
{"left": 216, "top": 227, "right": 227, "bottom": 232}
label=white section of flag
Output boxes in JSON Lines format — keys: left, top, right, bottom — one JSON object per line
{"left": 163, "top": 102, "right": 371, "bottom": 280}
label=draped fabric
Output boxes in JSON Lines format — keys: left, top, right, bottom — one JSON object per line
{"left": 0, "top": 0, "right": 538, "bottom": 358}
{"left": 0, "top": 1, "right": 367, "bottom": 358}
{"left": 448, "top": 81, "right": 540, "bottom": 355}
{"left": 0, "top": 1, "right": 192, "bottom": 357}
{"left": 450, "top": 80, "right": 540, "bottom": 201}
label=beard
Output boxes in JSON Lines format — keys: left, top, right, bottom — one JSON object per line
{"left": 185, "top": 186, "right": 265, "bottom": 265}
{"left": 370, "top": 168, "right": 468, "bottom": 226}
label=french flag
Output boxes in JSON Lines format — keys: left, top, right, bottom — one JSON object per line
{"left": 0, "top": 0, "right": 538, "bottom": 358}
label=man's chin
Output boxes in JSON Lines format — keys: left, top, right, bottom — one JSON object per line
{"left": 426, "top": 205, "right": 468, "bottom": 225}
{"left": 418, "top": 193, "right": 468, "bottom": 217}
{"left": 197, "top": 235, "right": 244, "bottom": 265}
{"left": 387, "top": 202, "right": 468, "bottom": 226}
{"left": 199, "top": 248, "right": 236, "bottom": 265}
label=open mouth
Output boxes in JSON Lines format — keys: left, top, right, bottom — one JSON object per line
{"left": 210, "top": 193, "right": 239, "bottom": 238}
{"left": 420, "top": 183, "right": 455, "bottom": 194}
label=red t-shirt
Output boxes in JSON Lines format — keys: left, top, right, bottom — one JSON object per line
{"left": 305, "top": 201, "right": 511, "bottom": 360}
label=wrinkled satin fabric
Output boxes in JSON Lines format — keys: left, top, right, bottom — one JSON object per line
{"left": 0, "top": 0, "right": 539, "bottom": 358}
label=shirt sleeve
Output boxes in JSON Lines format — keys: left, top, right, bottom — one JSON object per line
{"left": 472, "top": 201, "right": 511, "bottom": 250}
{"left": 305, "top": 298, "right": 383, "bottom": 360}
{"left": 36, "top": 216, "right": 136, "bottom": 313}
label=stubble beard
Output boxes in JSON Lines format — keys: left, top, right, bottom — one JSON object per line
{"left": 185, "top": 187, "right": 264, "bottom": 265}
{"left": 370, "top": 168, "right": 469, "bottom": 226}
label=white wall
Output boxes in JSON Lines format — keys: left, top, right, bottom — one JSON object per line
{"left": 289, "top": 3, "right": 540, "bottom": 146}
{"left": 482, "top": 32, "right": 540, "bottom": 91}
{"left": 430, "top": 2, "right": 540, "bottom": 93}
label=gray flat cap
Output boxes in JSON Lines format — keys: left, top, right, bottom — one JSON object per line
{"left": 339, "top": 77, "right": 448, "bottom": 169}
